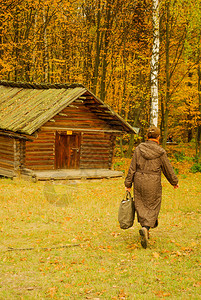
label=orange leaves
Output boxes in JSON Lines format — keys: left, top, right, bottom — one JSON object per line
{"left": 153, "top": 290, "right": 171, "bottom": 298}
{"left": 150, "top": 241, "right": 197, "bottom": 265}
{"left": 152, "top": 251, "right": 160, "bottom": 259}
{"left": 99, "top": 267, "right": 106, "bottom": 273}
{"left": 47, "top": 286, "right": 58, "bottom": 298}
{"left": 126, "top": 243, "right": 138, "bottom": 250}
{"left": 112, "top": 289, "right": 127, "bottom": 300}
{"left": 98, "top": 244, "right": 113, "bottom": 253}
{"left": 79, "top": 287, "right": 106, "bottom": 299}
{"left": 111, "top": 231, "right": 120, "bottom": 238}
{"left": 193, "top": 282, "right": 201, "bottom": 288}
{"left": 118, "top": 289, "right": 127, "bottom": 299}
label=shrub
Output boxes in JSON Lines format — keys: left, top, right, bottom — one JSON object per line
{"left": 174, "top": 167, "right": 179, "bottom": 175}
{"left": 113, "top": 161, "right": 124, "bottom": 170}
{"left": 190, "top": 163, "right": 201, "bottom": 173}
{"left": 193, "top": 155, "right": 199, "bottom": 163}
{"left": 174, "top": 151, "right": 185, "bottom": 162}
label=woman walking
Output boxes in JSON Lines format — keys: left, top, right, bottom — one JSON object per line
{"left": 124, "top": 126, "right": 179, "bottom": 249}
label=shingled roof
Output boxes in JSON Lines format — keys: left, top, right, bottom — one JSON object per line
{"left": 0, "top": 80, "right": 136, "bottom": 135}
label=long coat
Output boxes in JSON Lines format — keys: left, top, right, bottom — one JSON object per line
{"left": 124, "top": 140, "right": 178, "bottom": 228}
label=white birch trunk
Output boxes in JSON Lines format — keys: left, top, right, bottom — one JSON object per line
{"left": 150, "top": 0, "right": 160, "bottom": 127}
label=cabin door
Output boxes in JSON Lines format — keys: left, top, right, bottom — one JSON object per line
{"left": 55, "top": 132, "right": 81, "bottom": 169}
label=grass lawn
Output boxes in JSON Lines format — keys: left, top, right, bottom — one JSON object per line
{"left": 0, "top": 173, "right": 200, "bottom": 299}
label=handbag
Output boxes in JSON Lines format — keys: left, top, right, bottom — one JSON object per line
{"left": 118, "top": 191, "right": 135, "bottom": 229}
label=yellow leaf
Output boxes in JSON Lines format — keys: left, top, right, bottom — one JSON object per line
{"left": 153, "top": 252, "right": 160, "bottom": 259}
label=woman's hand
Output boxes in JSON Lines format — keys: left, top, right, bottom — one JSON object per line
{"left": 174, "top": 184, "right": 179, "bottom": 189}
{"left": 125, "top": 187, "right": 131, "bottom": 193}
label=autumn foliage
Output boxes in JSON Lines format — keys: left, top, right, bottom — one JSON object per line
{"left": 0, "top": 0, "right": 200, "bottom": 149}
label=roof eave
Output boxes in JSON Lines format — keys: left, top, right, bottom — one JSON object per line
{"left": 85, "top": 89, "right": 137, "bottom": 134}
{"left": 0, "top": 130, "right": 34, "bottom": 141}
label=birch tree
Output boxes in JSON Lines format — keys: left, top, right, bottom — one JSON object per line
{"left": 150, "top": 0, "right": 160, "bottom": 127}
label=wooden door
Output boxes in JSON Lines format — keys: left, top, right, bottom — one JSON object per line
{"left": 55, "top": 132, "right": 81, "bottom": 169}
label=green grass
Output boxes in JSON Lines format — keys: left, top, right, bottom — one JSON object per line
{"left": 0, "top": 174, "right": 200, "bottom": 299}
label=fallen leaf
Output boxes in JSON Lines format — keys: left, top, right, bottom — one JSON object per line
{"left": 127, "top": 243, "right": 137, "bottom": 249}
{"left": 99, "top": 267, "right": 106, "bottom": 272}
{"left": 153, "top": 252, "right": 160, "bottom": 259}
{"left": 111, "top": 232, "right": 120, "bottom": 238}
{"left": 193, "top": 282, "right": 201, "bottom": 287}
{"left": 118, "top": 289, "right": 126, "bottom": 299}
{"left": 48, "top": 286, "right": 58, "bottom": 298}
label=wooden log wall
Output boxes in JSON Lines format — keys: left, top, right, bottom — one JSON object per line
{"left": 24, "top": 101, "right": 117, "bottom": 171}
{"left": 0, "top": 135, "right": 15, "bottom": 176}
{"left": 25, "top": 131, "right": 55, "bottom": 170}
{"left": 80, "top": 133, "right": 115, "bottom": 169}
{"left": 26, "top": 130, "right": 115, "bottom": 171}
{"left": 13, "top": 139, "right": 25, "bottom": 171}
{"left": 109, "top": 134, "right": 116, "bottom": 169}
{"left": 43, "top": 102, "right": 112, "bottom": 131}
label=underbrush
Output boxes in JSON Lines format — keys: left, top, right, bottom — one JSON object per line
{"left": 113, "top": 142, "right": 200, "bottom": 175}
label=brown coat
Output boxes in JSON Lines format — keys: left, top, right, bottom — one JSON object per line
{"left": 124, "top": 140, "right": 178, "bottom": 228}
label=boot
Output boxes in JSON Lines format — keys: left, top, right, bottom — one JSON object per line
{"left": 139, "top": 227, "right": 149, "bottom": 249}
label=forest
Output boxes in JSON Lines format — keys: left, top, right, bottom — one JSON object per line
{"left": 0, "top": 0, "right": 200, "bottom": 154}
{"left": 0, "top": 2, "right": 201, "bottom": 298}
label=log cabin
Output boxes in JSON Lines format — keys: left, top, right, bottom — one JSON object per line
{"left": 0, "top": 81, "right": 136, "bottom": 180}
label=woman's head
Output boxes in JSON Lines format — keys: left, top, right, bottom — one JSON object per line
{"left": 147, "top": 126, "right": 160, "bottom": 139}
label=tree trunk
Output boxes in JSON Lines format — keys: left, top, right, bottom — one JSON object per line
{"left": 32, "top": 13, "right": 38, "bottom": 82}
{"left": 100, "top": 0, "right": 113, "bottom": 101}
{"left": 92, "top": 0, "right": 102, "bottom": 95}
{"left": 197, "top": 49, "right": 201, "bottom": 158}
{"left": 126, "top": 89, "right": 144, "bottom": 158}
{"left": 0, "top": 24, "right": 3, "bottom": 73}
{"left": 150, "top": 0, "right": 160, "bottom": 126}
{"left": 13, "top": 7, "right": 20, "bottom": 81}
{"left": 100, "top": 42, "right": 108, "bottom": 102}
{"left": 43, "top": 8, "right": 49, "bottom": 83}
{"left": 119, "top": 136, "right": 124, "bottom": 158}
{"left": 162, "top": 0, "right": 170, "bottom": 149}
{"left": 126, "top": 133, "right": 135, "bottom": 158}
{"left": 120, "top": 19, "right": 129, "bottom": 119}
{"left": 160, "top": 94, "right": 164, "bottom": 133}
